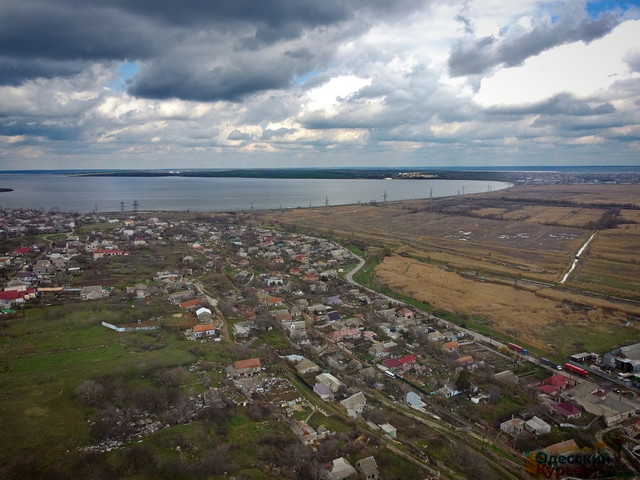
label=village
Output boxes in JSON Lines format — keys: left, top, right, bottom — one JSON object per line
{"left": 1, "top": 206, "right": 640, "bottom": 479}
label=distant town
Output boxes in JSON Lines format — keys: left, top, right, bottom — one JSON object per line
{"left": 1, "top": 206, "right": 640, "bottom": 478}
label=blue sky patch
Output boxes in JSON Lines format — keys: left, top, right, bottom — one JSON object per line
{"left": 107, "top": 61, "right": 140, "bottom": 92}
{"left": 586, "top": 0, "right": 635, "bottom": 18}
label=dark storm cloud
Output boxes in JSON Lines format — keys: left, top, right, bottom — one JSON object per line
{"left": 0, "top": 1, "right": 163, "bottom": 62}
{"left": 486, "top": 93, "right": 615, "bottom": 116}
{"left": 0, "top": 57, "right": 85, "bottom": 86}
{"left": 0, "top": 0, "right": 428, "bottom": 99}
{"left": 448, "top": 5, "right": 620, "bottom": 77}
{"left": 127, "top": 49, "right": 313, "bottom": 102}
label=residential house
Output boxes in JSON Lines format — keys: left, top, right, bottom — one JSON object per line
{"left": 232, "top": 321, "right": 254, "bottom": 339}
{"left": 494, "top": 370, "right": 520, "bottom": 384}
{"left": 381, "top": 358, "right": 402, "bottom": 371}
{"left": 541, "top": 373, "right": 571, "bottom": 390}
{"left": 233, "top": 358, "right": 261, "bottom": 376}
{"left": 500, "top": 417, "right": 525, "bottom": 436}
{"left": 398, "top": 355, "right": 417, "bottom": 370}
{"left": 313, "top": 383, "right": 334, "bottom": 400}
{"left": 266, "top": 296, "right": 284, "bottom": 307}
{"left": 454, "top": 355, "right": 475, "bottom": 367}
{"left": 168, "top": 290, "right": 195, "bottom": 304}
{"left": 125, "top": 283, "right": 148, "bottom": 299}
{"left": 329, "top": 328, "right": 361, "bottom": 343}
{"left": 192, "top": 323, "right": 216, "bottom": 339}
{"left": 326, "top": 295, "right": 342, "bottom": 305}
{"left": 288, "top": 418, "right": 318, "bottom": 445}
{"left": 406, "top": 391, "right": 425, "bottom": 409}
{"left": 80, "top": 285, "right": 107, "bottom": 301}
{"left": 525, "top": 416, "right": 551, "bottom": 435}
{"left": 340, "top": 392, "right": 366, "bottom": 418}
{"left": 315, "top": 373, "right": 344, "bottom": 393}
{"left": 362, "top": 331, "right": 376, "bottom": 341}
{"left": 196, "top": 307, "right": 213, "bottom": 323}
{"left": 355, "top": 456, "right": 379, "bottom": 480}
{"left": 179, "top": 298, "right": 201, "bottom": 310}
{"left": 296, "top": 358, "right": 321, "bottom": 376}
{"left": 552, "top": 402, "right": 582, "bottom": 420}
{"left": 33, "top": 259, "right": 52, "bottom": 276}
{"left": 443, "top": 341, "right": 460, "bottom": 352}
{"left": 0, "top": 288, "right": 36, "bottom": 306}
{"left": 4, "top": 279, "right": 28, "bottom": 292}
{"left": 329, "top": 457, "right": 357, "bottom": 480}
{"left": 435, "top": 384, "right": 460, "bottom": 398}
{"left": 565, "top": 382, "right": 638, "bottom": 426}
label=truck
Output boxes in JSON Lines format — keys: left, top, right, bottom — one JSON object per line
{"left": 564, "top": 363, "right": 589, "bottom": 377}
{"left": 540, "top": 358, "right": 562, "bottom": 370}
{"left": 507, "top": 343, "right": 528, "bottom": 355}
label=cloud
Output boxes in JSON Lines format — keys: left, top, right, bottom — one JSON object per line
{"left": 448, "top": 1, "right": 621, "bottom": 77}
{"left": 625, "top": 48, "right": 640, "bottom": 72}
{"left": 0, "top": 0, "right": 638, "bottom": 169}
{"left": 486, "top": 93, "right": 615, "bottom": 116}
{"left": 227, "top": 129, "right": 253, "bottom": 141}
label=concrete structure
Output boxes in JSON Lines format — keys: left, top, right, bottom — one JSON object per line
{"left": 355, "top": 456, "right": 379, "bottom": 480}
{"left": 604, "top": 343, "right": 640, "bottom": 373}
{"left": 500, "top": 417, "right": 525, "bottom": 436}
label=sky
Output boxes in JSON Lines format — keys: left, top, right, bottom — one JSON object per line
{"left": 0, "top": 0, "right": 639, "bottom": 170}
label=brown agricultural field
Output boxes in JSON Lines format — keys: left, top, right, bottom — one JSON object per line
{"left": 500, "top": 184, "right": 640, "bottom": 206}
{"left": 260, "top": 184, "right": 640, "bottom": 353}
{"left": 373, "top": 255, "right": 640, "bottom": 354}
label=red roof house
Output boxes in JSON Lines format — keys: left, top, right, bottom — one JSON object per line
{"left": 382, "top": 358, "right": 402, "bottom": 369}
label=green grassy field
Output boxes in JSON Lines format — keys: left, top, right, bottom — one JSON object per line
{"left": 0, "top": 299, "right": 202, "bottom": 468}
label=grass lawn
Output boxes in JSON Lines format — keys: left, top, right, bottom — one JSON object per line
{"left": 0, "top": 300, "right": 199, "bottom": 464}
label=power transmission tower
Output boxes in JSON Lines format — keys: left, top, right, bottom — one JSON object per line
{"left": 120, "top": 200, "right": 125, "bottom": 212}
{"left": 383, "top": 190, "right": 387, "bottom": 202}
{"left": 132, "top": 200, "right": 139, "bottom": 215}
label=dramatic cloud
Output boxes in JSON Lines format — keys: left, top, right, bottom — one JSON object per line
{"left": 448, "top": 1, "right": 622, "bottom": 76}
{"left": 0, "top": 0, "right": 638, "bottom": 169}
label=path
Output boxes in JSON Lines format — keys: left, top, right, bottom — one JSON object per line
{"left": 560, "top": 231, "right": 597, "bottom": 284}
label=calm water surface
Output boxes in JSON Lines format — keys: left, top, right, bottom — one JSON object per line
{"left": 0, "top": 174, "right": 511, "bottom": 213}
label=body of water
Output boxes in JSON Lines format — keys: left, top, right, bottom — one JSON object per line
{"left": 0, "top": 174, "right": 511, "bottom": 213}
